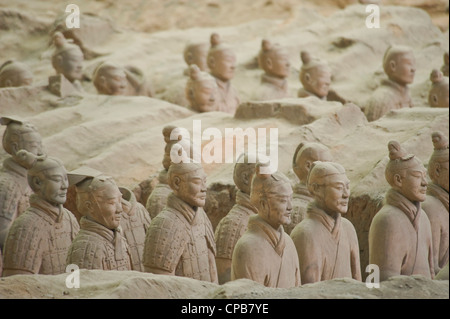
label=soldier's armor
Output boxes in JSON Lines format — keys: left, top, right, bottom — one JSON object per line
{"left": 215, "top": 191, "right": 255, "bottom": 260}
{"left": 120, "top": 187, "right": 152, "bottom": 272}
{"left": 143, "top": 193, "right": 217, "bottom": 282}
{"left": 67, "top": 216, "right": 132, "bottom": 271}
{"left": 285, "top": 183, "right": 313, "bottom": 235}
{"left": 0, "top": 158, "right": 33, "bottom": 246}
{"left": 2, "top": 195, "right": 79, "bottom": 275}
{"left": 145, "top": 171, "right": 172, "bottom": 219}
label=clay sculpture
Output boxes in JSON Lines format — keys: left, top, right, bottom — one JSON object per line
{"left": 290, "top": 161, "right": 361, "bottom": 284}
{"left": 0, "top": 117, "right": 44, "bottom": 250}
{"left": 66, "top": 167, "right": 133, "bottom": 271}
{"left": 428, "top": 69, "right": 449, "bottom": 108}
{"left": 422, "top": 132, "right": 449, "bottom": 274}
{"left": 252, "top": 39, "right": 290, "bottom": 101}
{"left": 207, "top": 33, "right": 240, "bottom": 114}
{"left": 143, "top": 161, "right": 218, "bottom": 283}
{"left": 231, "top": 163, "right": 301, "bottom": 288}
{"left": 214, "top": 153, "right": 257, "bottom": 284}
{"left": 185, "top": 64, "right": 220, "bottom": 112}
{"left": 0, "top": 60, "right": 33, "bottom": 88}
{"left": 183, "top": 42, "right": 209, "bottom": 75}
{"left": 364, "top": 45, "right": 415, "bottom": 121}
{"left": 369, "top": 141, "right": 434, "bottom": 281}
{"left": 285, "top": 142, "right": 333, "bottom": 235}
{"left": 2, "top": 151, "right": 79, "bottom": 276}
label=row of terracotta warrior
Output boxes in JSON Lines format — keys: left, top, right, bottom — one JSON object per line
{"left": 0, "top": 117, "right": 447, "bottom": 287}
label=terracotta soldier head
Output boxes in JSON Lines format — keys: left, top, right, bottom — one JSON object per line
{"left": 207, "top": 33, "right": 236, "bottom": 82}
{"left": 383, "top": 45, "right": 416, "bottom": 86}
{"left": 385, "top": 141, "right": 427, "bottom": 203}
{"left": 184, "top": 42, "right": 209, "bottom": 73}
{"left": 428, "top": 132, "right": 449, "bottom": 193}
{"left": 258, "top": 39, "right": 290, "bottom": 79}
{"left": 185, "top": 64, "right": 219, "bottom": 112}
{"left": 70, "top": 169, "right": 123, "bottom": 230}
{"left": 307, "top": 161, "right": 350, "bottom": 216}
{"left": 16, "top": 150, "right": 68, "bottom": 207}
{"left": 1, "top": 117, "right": 43, "bottom": 163}
{"left": 442, "top": 52, "right": 449, "bottom": 77}
{"left": 428, "top": 69, "right": 449, "bottom": 108}
{"left": 51, "top": 31, "right": 84, "bottom": 83}
{"left": 92, "top": 62, "right": 128, "bottom": 96}
{"left": 0, "top": 60, "right": 33, "bottom": 88}
{"left": 168, "top": 161, "right": 207, "bottom": 209}
{"left": 234, "top": 153, "right": 258, "bottom": 195}
{"left": 162, "top": 125, "right": 194, "bottom": 170}
{"left": 250, "top": 163, "right": 293, "bottom": 229}
{"left": 299, "top": 51, "right": 332, "bottom": 99}
{"left": 292, "top": 142, "right": 333, "bottom": 184}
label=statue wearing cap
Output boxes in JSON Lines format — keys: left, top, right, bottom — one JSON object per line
{"left": 185, "top": 64, "right": 220, "bottom": 112}
{"left": 231, "top": 164, "right": 301, "bottom": 288}
{"left": 2, "top": 151, "right": 79, "bottom": 276}
{"left": 363, "top": 45, "right": 415, "bottom": 122}
{"left": 143, "top": 161, "right": 218, "bottom": 283}
{"left": 207, "top": 33, "right": 240, "bottom": 115}
{"left": 422, "top": 132, "right": 449, "bottom": 273}
{"left": 183, "top": 41, "right": 209, "bottom": 76}
{"left": 0, "top": 60, "right": 33, "bottom": 88}
{"left": 285, "top": 142, "right": 333, "bottom": 235}
{"left": 428, "top": 69, "right": 449, "bottom": 109}
{"left": 252, "top": 39, "right": 290, "bottom": 101}
{"left": 66, "top": 167, "right": 133, "bottom": 271}
{"left": 214, "top": 153, "right": 257, "bottom": 284}
{"left": 297, "top": 51, "right": 346, "bottom": 104}
{"left": 290, "top": 161, "right": 361, "bottom": 284}
{"left": 146, "top": 125, "right": 193, "bottom": 219}
{"left": 369, "top": 141, "right": 434, "bottom": 281}
{"left": 0, "top": 117, "right": 44, "bottom": 250}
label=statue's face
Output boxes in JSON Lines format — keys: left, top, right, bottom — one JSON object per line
{"left": 317, "top": 174, "right": 350, "bottom": 215}
{"left": 210, "top": 50, "right": 236, "bottom": 82}
{"left": 267, "top": 50, "right": 290, "bottom": 78}
{"left": 193, "top": 82, "right": 218, "bottom": 112}
{"left": 388, "top": 52, "right": 416, "bottom": 85}
{"left": 58, "top": 50, "right": 83, "bottom": 82}
{"left": 260, "top": 183, "right": 293, "bottom": 229}
{"left": 397, "top": 161, "right": 428, "bottom": 202}
{"left": 305, "top": 67, "right": 331, "bottom": 98}
{"left": 91, "top": 182, "right": 123, "bottom": 229}
{"left": 176, "top": 169, "right": 207, "bottom": 208}
{"left": 39, "top": 165, "right": 69, "bottom": 206}
{"left": 103, "top": 68, "right": 128, "bottom": 96}
{"left": 429, "top": 84, "right": 449, "bottom": 108}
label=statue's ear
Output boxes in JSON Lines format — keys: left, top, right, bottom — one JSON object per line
{"left": 56, "top": 55, "right": 63, "bottom": 69}
{"left": 305, "top": 72, "right": 311, "bottom": 83}
{"left": 265, "top": 57, "right": 273, "bottom": 70}
{"left": 208, "top": 56, "right": 215, "bottom": 69}
{"left": 434, "top": 162, "right": 442, "bottom": 178}
{"left": 431, "top": 93, "right": 438, "bottom": 105}
{"left": 172, "top": 176, "right": 182, "bottom": 191}
{"left": 389, "top": 60, "right": 397, "bottom": 72}
{"left": 393, "top": 173, "right": 403, "bottom": 188}
{"left": 30, "top": 176, "right": 42, "bottom": 192}
{"left": 186, "top": 52, "right": 193, "bottom": 65}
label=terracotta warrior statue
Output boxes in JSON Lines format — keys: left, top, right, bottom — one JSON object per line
{"left": 369, "top": 141, "right": 434, "bottom": 281}
{"left": 422, "top": 132, "right": 449, "bottom": 274}
{"left": 285, "top": 142, "right": 333, "bottom": 235}
{"left": 252, "top": 39, "right": 290, "bottom": 101}
{"left": 2, "top": 151, "right": 79, "bottom": 276}
{"left": 183, "top": 42, "right": 209, "bottom": 76}
{"left": 49, "top": 31, "right": 84, "bottom": 95}
{"left": 442, "top": 52, "right": 449, "bottom": 77}
{"left": 93, "top": 62, "right": 154, "bottom": 97}
{"left": 214, "top": 153, "right": 257, "bottom": 284}
{"left": 298, "top": 51, "right": 346, "bottom": 103}
{"left": 231, "top": 163, "right": 301, "bottom": 288}
{"left": 364, "top": 45, "right": 415, "bottom": 121}
{"left": 146, "top": 125, "right": 193, "bottom": 218}
{"left": 66, "top": 168, "right": 133, "bottom": 271}
{"left": 428, "top": 69, "right": 449, "bottom": 108}
{"left": 207, "top": 33, "right": 240, "bottom": 114}
{"left": 0, "top": 117, "right": 43, "bottom": 250}
{"left": 0, "top": 60, "right": 33, "bottom": 88}
{"left": 185, "top": 64, "right": 220, "bottom": 112}
{"left": 143, "top": 161, "right": 218, "bottom": 283}
{"left": 290, "top": 161, "right": 361, "bottom": 284}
